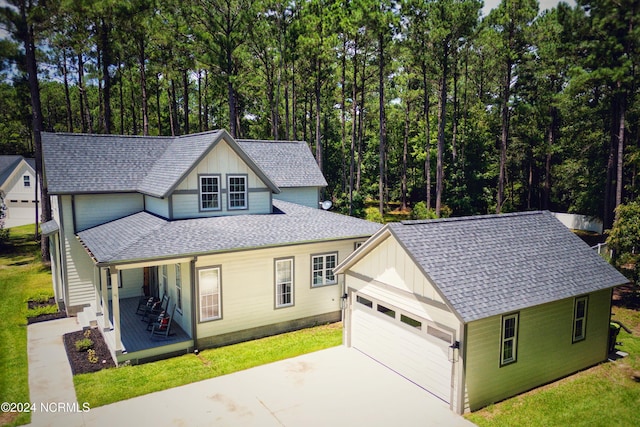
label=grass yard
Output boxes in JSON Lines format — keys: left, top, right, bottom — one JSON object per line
{"left": 0, "top": 225, "right": 52, "bottom": 427}
{"left": 465, "top": 303, "right": 640, "bottom": 427}
{"left": 74, "top": 322, "right": 342, "bottom": 407}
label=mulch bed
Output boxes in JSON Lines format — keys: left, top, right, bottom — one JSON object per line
{"left": 63, "top": 329, "right": 117, "bottom": 375}
{"left": 26, "top": 297, "right": 67, "bottom": 324}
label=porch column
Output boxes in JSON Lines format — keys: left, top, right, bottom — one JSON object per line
{"left": 110, "top": 266, "right": 123, "bottom": 354}
{"left": 93, "top": 267, "right": 102, "bottom": 316}
{"left": 101, "top": 268, "right": 111, "bottom": 331}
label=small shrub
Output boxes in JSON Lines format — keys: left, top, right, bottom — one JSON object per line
{"left": 365, "top": 207, "right": 384, "bottom": 224}
{"left": 26, "top": 305, "right": 59, "bottom": 318}
{"left": 84, "top": 329, "right": 92, "bottom": 339}
{"left": 27, "top": 290, "right": 54, "bottom": 304}
{"left": 87, "top": 349, "right": 98, "bottom": 364}
{"left": 75, "top": 337, "right": 94, "bottom": 352}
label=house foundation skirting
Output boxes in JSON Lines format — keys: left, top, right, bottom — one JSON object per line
{"left": 196, "top": 311, "right": 342, "bottom": 350}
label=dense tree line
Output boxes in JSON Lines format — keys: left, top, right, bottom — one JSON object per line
{"left": 1, "top": 0, "right": 639, "bottom": 229}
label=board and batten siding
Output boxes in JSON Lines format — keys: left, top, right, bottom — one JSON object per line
{"left": 349, "top": 234, "right": 449, "bottom": 305}
{"left": 73, "top": 193, "right": 144, "bottom": 231}
{"left": 274, "top": 187, "right": 320, "bottom": 209}
{"left": 172, "top": 138, "right": 272, "bottom": 219}
{"left": 194, "top": 239, "right": 358, "bottom": 344}
{"left": 463, "top": 288, "right": 612, "bottom": 411}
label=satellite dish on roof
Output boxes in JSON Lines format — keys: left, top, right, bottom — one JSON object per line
{"left": 320, "top": 200, "right": 333, "bottom": 210}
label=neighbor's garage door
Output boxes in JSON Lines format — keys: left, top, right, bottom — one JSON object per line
{"left": 350, "top": 292, "right": 453, "bottom": 403}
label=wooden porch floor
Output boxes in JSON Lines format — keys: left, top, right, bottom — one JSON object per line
{"left": 110, "top": 297, "right": 192, "bottom": 354}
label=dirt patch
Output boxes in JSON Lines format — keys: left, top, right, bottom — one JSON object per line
{"left": 612, "top": 284, "right": 640, "bottom": 310}
{"left": 63, "top": 329, "right": 116, "bottom": 375}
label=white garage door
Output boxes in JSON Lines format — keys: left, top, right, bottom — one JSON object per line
{"left": 350, "top": 293, "right": 453, "bottom": 403}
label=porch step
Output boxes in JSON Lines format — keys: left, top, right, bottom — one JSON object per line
{"left": 78, "top": 305, "right": 98, "bottom": 330}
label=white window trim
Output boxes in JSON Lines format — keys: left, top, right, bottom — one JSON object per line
{"left": 573, "top": 296, "right": 588, "bottom": 343}
{"left": 198, "top": 267, "right": 222, "bottom": 322}
{"left": 227, "top": 175, "right": 248, "bottom": 210}
{"left": 275, "top": 258, "right": 294, "bottom": 308}
{"left": 199, "top": 175, "right": 221, "bottom": 211}
{"left": 23, "top": 175, "right": 31, "bottom": 187}
{"left": 311, "top": 253, "right": 338, "bottom": 287}
{"left": 500, "top": 313, "right": 519, "bottom": 366}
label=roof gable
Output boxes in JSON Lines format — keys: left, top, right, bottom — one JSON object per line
{"left": 339, "top": 211, "right": 628, "bottom": 323}
{"left": 0, "top": 155, "right": 29, "bottom": 187}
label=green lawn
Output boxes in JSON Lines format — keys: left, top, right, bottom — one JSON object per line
{"left": 465, "top": 304, "right": 640, "bottom": 427}
{"left": 0, "top": 225, "right": 52, "bottom": 427}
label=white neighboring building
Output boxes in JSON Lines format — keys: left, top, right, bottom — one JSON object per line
{"left": 0, "top": 155, "right": 38, "bottom": 228}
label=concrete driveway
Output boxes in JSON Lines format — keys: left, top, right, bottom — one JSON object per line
{"left": 82, "top": 346, "right": 474, "bottom": 427}
{"left": 28, "top": 319, "right": 474, "bottom": 427}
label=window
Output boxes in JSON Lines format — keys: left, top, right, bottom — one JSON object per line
{"left": 227, "top": 175, "right": 247, "bottom": 209}
{"left": 311, "top": 253, "right": 337, "bottom": 287}
{"left": 198, "top": 267, "right": 221, "bottom": 321}
{"left": 401, "top": 314, "right": 422, "bottom": 330}
{"left": 200, "top": 175, "right": 220, "bottom": 211}
{"left": 573, "top": 296, "right": 588, "bottom": 342}
{"left": 23, "top": 175, "right": 31, "bottom": 187}
{"left": 175, "top": 264, "right": 182, "bottom": 313}
{"left": 275, "top": 258, "right": 294, "bottom": 308}
{"left": 377, "top": 304, "right": 396, "bottom": 318}
{"left": 356, "top": 295, "right": 373, "bottom": 308}
{"left": 500, "top": 313, "right": 519, "bottom": 366}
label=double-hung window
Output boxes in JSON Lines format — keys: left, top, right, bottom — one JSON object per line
{"left": 311, "top": 253, "right": 337, "bottom": 287}
{"left": 228, "top": 175, "right": 247, "bottom": 210}
{"left": 200, "top": 175, "right": 220, "bottom": 211}
{"left": 275, "top": 258, "right": 294, "bottom": 308}
{"left": 500, "top": 313, "right": 519, "bottom": 366}
{"left": 573, "top": 296, "right": 588, "bottom": 342}
{"left": 23, "top": 175, "right": 31, "bottom": 187}
{"left": 199, "top": 267, "right": 221, "bottom": 322}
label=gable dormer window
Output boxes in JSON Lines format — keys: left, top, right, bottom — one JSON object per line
{"left": 228, "top": 175, "right": 247, "bottom": 210}
{"left": 23, "top": 175, "right": 31, "bottom": 187}
{"left": 199, "top": 175, "right": 221, "bottom": 211}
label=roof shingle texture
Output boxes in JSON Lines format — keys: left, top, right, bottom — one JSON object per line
{"left": 0, "top": 155, "right": 26, "bottom": 185}
{"left": 77, "top": 200, "right": 382, "bottom": 263}
{"left": 388, "top": 211, "right": 628, "bottom": 323}
{"left": 42, "top": 131, "right": 325, "bottom": 196}
{"left": 236, "top": 140, "right": 327, "bottom": 187}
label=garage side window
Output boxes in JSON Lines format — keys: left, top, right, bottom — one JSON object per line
{"left": 199, "top": 267, "right": 221, "bottom": 322}
{"left": 500, "top": 313, "right": 519, "bottom": 366}
{"left": 275, "top": 258, "right": 294, "bottom": 308}
{"left": 311, "top": 253, "right": 337, "bottom": 287}
{"left": 573, "top": 296, "right": 588, "bottom": 343}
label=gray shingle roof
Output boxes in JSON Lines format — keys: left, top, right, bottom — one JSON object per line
{"left": 42, "top": 133, "right": 172, "bottom": 194}
{"left": 42, "top": 131, "right": 321, "bottom": 196}
{"left": 0, "top": 155, "right": 27, "bottom": 186}
{"left": 77, "top": 199, "right": 382, "bottom": 264}
{"left": 385, "top": 211, "right": 628, "bottom": 323}
{"left": 236, "top": 140, "right": 327, "bottom": 188}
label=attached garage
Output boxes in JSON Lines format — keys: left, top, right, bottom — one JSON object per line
{"left": 349, "top": 292, "right": 453, "bottom": 403}
{"left": 335, "top": 211, "right": 629, "bottom": 414}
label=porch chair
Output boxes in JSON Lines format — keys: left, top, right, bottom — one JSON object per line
{"left": 136, "top": 295, "right": 158, "bottom": 316}
{"left": 150, "top": 303, "right": 175, "bottom": 339}
{"left": 141, "top": 293, "right": 169, "bottom": 322}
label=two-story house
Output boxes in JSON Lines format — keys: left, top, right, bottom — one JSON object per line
{"left": 41, "top": 130, "right": 382, "bottom": 364}
{"left": 0, "top": 155, "right": 38, "bottom": 228}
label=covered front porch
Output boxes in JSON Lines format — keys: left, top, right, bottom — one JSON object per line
{"left": 97, "top": 297, "right": 194, "bottom": 364}
{"left": 92, "top": 259, "right": 196, "bottom": 364}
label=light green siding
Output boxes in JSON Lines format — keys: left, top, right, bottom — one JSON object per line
{"left": 74, "top": 193, "right": 144, "bottom": 231}
{"left": 274, "top": 187, "right": 320, "bottom": 208}
{"left": 464, "top": 288, "right": 612, "bottom": 411}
